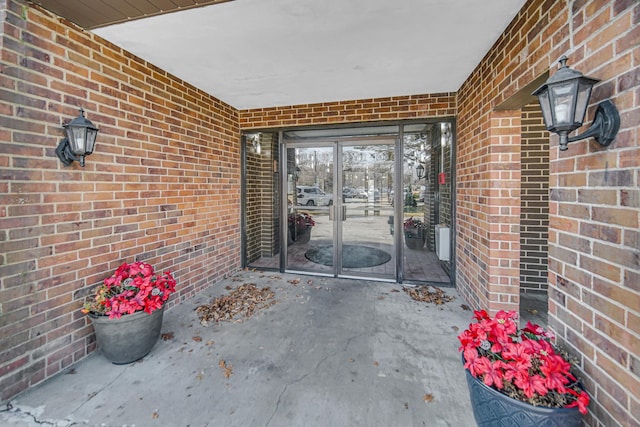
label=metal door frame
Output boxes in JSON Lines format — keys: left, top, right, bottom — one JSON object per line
{"left": 281, "top": 137, "right": 398, "bottom": 281}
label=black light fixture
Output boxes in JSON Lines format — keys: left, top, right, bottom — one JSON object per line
{"left": 416, "top": 163, "right": 425, "bottom": 180}
{"left": 532, "top": 55, "right": 619, "bottom": 151}
{"left": 247, "top": 133, "right": 261, "bottom": 155}
{"left": 55, "top": 107, "right": 99, "bottom": 167}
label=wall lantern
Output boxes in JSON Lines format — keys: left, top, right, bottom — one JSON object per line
{"left": 532, "top": 55, "right": 619, "bottom": 151}
{"left": 247, "top": 133, "right": 261, "bottom": 155}
{"left": 55, "top": 107, "right": 99, "bottom": 167}
{"left": 416, "top": 163, "right": 425, "bottom": 180}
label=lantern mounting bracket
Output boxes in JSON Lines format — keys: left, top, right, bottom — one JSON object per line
{"left": 565, "top": 100, "right": 619, "bottom": 149}
{"left": 55, "top": 138, "right": 82, "bottom": 166}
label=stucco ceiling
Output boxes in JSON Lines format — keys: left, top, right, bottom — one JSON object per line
{"left": 38, "top": 0, "right": 527, "bottom": 110}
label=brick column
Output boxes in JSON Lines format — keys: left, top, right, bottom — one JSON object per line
{"left": 486, "top": 110, "right": 521, "bottom": 313}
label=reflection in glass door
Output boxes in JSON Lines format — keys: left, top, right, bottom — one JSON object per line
{"left": 339, "top": 142, "right": 395, "bottom": 279}
{"left": 284, "top": 140, "right": 396, "bottom": 281}
{"left": 285, "top": 145, "right": 335, "bottom": 274}
{"left": 244, "top": 122, "right": 453, "bottom": 286}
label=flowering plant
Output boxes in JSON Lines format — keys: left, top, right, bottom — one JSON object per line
{"left": 458, "top": 309, "right": 589, "bottom": 414}
{"left": 82, "top": 261, "right": 176, "bottom": 319}
{"left": 403, "top": 216, "right": 426, "bottom": 231}
{"left": 288, "top": 212, "right": 315, "bottom": 228}
{"left": 403, "top": 217, "right": 426, "bottom": 239}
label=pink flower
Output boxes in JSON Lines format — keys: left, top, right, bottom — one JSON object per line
{"left": 482, "top": 360, "right": 505, "bottom": 389}
{"left": 515, "top": 373, "right": 548, "bottom": 398}
{"left": 566, "top": 389, "right": 590, "bottom": 415}
{"left": 464, "top": 348, "right": 490, "bottom": 377}
{"left": 540, "top": 354, "right": 574, "bottom": 391}
{"left": 83, "top": 261, "right": 177, "bottom": 319}
{"left": 457, "top": 309, "right": 589, "bottom": 412}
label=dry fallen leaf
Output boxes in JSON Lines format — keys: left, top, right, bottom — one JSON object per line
{"left": 160, "top": 332, "right": 174, "bottom": 341}
{"left": 206, "top": 340, "right": 215, "bottom": 346}
{"left": 528, "top": 308, "right": 538, "bottom": 314}
{"left": 192, "top": 336, "right": 202, "bottom": 342}
{"left": 424, "top": 393, "right": 434, "bottom": 403}
{"left": 402, "top": 286, "right": 455, "bottom": 305}
{"left": 288, "top": 278, "right": 301, "bottom": 285}
{"left": 196, "top": 284, "right": 276, "bottom": 324}
{"left": 219, "top": 360, "right": 233, "bottom": 378}
{"left": 152, "top": 411, "right": 159, "bottom": 419}
{"left": 461, "top": 304, "right": 471, "bottom": 311}
{"left": 373, "top": 361, "right": 379, "bottom": 367}
{"left": 451, "top": 326, "right": 459, "bottom": 332}
{"left": 390, "top": 289, "right": 400, "bottom": 293}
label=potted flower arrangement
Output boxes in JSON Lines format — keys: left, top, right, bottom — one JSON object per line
{"left": 82, "top": 261, "right": 176, "bottom": 364}
{"left": 288, "top": 211, "right": 315, "bottom": 244}
{"left": 403, "top": 216, "right": 427, "bottom": 249}
{"left": 458, "top": 309, "right": 590, "bottom": 426}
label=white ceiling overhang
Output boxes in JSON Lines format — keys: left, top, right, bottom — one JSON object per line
{"left": 82, "top": 0, "right": 527, "bottom": 109}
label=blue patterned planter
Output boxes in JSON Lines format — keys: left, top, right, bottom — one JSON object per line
{"left": 464, "top": 364, "right": 583, "bottom": 426}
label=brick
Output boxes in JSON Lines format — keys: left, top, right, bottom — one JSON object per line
{"left": 595, "top": 352, "right": 640, "bottom": 398}
{"left": 592, "top": 207, "right": 639, "bottom": 228}
{"left": 621, "top": 189, "right": 640, "bottom": 207}
{"left": 593, "top": 279, "right": 640, "bottom": 312}
{"left": 595, "top": 314, "right": 638, "bottom": 360}
{"left": 588, "top": 169, "right": 635, "bottom": 187}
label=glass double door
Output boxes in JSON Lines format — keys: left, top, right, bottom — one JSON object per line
{"left": 285, "top": 140, "right": 396, "bottom": 280}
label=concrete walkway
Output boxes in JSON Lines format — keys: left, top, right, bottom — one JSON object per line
{"left": 0, "top": 272, "right": 475, "bottom": 426}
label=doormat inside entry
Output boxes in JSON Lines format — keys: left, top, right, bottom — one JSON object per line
{"left": 305, "top": 244, "right": 391, "bottom": 268}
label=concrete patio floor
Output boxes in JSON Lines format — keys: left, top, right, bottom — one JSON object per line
{"left": 1, "top": 271, "right": 477, "bottom": 426}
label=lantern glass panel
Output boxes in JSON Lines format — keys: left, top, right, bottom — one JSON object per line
{"left": 537, "top": 90, "right": 552, "bottom": 128}
{"left": 85, "top": 128, "right": 98, "bottom": 155}
{"left": 574, "top": 81, "right": 592, "bottom": 124}
{"left": 66, "top": 126, "right": 88, "bottom": 155}
{"left": 550, "top": 84, "right": 575, "bottom": 125}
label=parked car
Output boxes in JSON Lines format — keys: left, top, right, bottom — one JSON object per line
{"left": 297, "top": 186, "right": 333, "bottom": 206}
{"left": 342, "top": 187, "right": 359, "bottom": 200}
{"left": 355, "top": 188, "right": 368, "bottom": 199}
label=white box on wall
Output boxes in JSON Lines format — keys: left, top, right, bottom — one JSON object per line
{"left": 435, "top": 225, "right": 450, "bottom": 261}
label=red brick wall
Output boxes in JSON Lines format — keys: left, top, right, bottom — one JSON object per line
{"left": 0, "top": 0, "right": 240, "bottom": 400}
{"left": 456, "top": 0, "right": 640, "bottom": 425}
{"left": 239, "top": 94, "right": 456, "bottom": 128}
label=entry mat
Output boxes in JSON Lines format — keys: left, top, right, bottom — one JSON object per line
{"left": 305, "top": 244, "right": 391, "bottom": 268}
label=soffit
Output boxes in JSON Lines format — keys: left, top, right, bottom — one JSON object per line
{"left": 30, "top": 0, "right": 232, "bottom": 29}
{"left": 31, "top": 0, "right": 527, "bottom": 110}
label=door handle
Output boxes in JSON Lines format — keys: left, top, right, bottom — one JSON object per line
{"left": 329, "top": 205, "right": 334, "bottom": 221}
{"left": 342, "top": 205, "right": 347, "bottom": 221}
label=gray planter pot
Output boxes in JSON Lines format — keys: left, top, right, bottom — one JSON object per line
{"left": 463, "top": 357, "right": 583, "bottom": 426}
{"left": 404, "top": 228, "right": 425, "bottom": 249}
{"left": 89, "top": 306, "right": 165, "bottom": 364}
{"left": 289, "top": 225, "right": 312, "bottom": 244}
